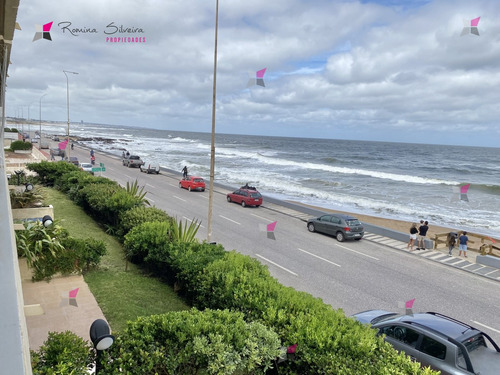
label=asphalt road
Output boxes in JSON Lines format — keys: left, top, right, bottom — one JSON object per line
{"left": 71, "top": 147, "right": 500, "bottom": 344}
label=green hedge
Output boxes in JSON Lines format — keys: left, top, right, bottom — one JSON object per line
{"left": 10, "top": 140, "right": 33, "bottom": 150}
{"left": 31, "top": 331, "right": 94, "bottom": 375}
{"left": 118, "top": 205, "right": 173, "bottom": 238}
{"left": 100, "top": 309, "right": 281, "bottom": 374}
{"left": 27, "top": 160, "right": 80, "bottom": 186}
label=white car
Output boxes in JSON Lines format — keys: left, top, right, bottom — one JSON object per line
{"left": 79, "top": 162, "right": 94, "bottom": 174}
{"left": 140, "top": 162, "right": 160, "bottom": 174}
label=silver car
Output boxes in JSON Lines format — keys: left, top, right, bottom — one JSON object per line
{"left": 79, "top": 162, "right": 94, "bottom": 174}
{"left": 352, "top": 310, "right": 500, "bottom": 375}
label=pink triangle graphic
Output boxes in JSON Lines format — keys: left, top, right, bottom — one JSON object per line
{"left": 69, "top": 288, "right": 79, "bottom": 298}
{"left": 470, "top": 17, "right": 480, "bottom": 27}
{"left": 267, "top": 221, "right": 277, "bottom": 232}
{"left": 460, "top": 184, "right": 470, "bottom": 194}
{"left": 256, "top": 68, "right": 267, "bottom": 79}
{"left": 405, "top": 298, "right": 415, "bottom": 309}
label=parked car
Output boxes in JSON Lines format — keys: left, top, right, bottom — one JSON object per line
{"left": 69, "top": 156, "right": 79, "bottom": 166}
{"left": 122, "top": 155, "right": 144, "bottom": 168}
{"left": 179, "top": 176, "right": 205, "bottom": 192}
{"left": 40, "top": 142, "right": 50, "bottom": 149}
{"left": 352, "top": 310, "right": 500, "bottom": 375}
{"left": 140, "top": 162, "right": 160, "bottom": 174}
{"left": 226, "top": 187, "right": 263, "bottom": 207}
{"left": 307, "top": 214, "right": 364, "bottom": 242}
{"left": 52, "top": 136, "right": 60, "bottom": 141}
{"left": 50, "top": 148, "right": 64, "bottom": 157}
{"left": 79, "top": 162, "right": 94, "bottom": 174}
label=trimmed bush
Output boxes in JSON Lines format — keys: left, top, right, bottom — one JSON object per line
{"left": 10, "top": 140, "right": 33, "bottom": 150}
{"left": 119, "top": 205, "right": 173, "bottom": 238}
{"left": 124, "top": 221, "right": 171, "bottom": 265}
{"left": 31, "top": 331, "right": 94, "bottom": 375}
{"left": 27, "top": 160, "right": 80, "bottom": 186}
{"left": 62, "top": 237, "right": 107, "bottom": 273}
{"left": 101, "top": 309, "right": 281, "bottom": 375}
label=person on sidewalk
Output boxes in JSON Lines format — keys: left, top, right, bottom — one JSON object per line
{"left": 407, "top": 223, "right": 418, "bottom": 251}
{"left": 182, "top": 166, "right": 188, "bottom": 179}
{"left": 458, "top": 231, "right": 469, "bottom": 257}
{"left": 446, "top": 232, "right": 457, "bottom": 256}
{"left": 417, "top": 220, "right": 429, "bottom": 250}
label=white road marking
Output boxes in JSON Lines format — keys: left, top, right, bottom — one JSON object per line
{"left": 256, "top": 254, "right": 298, "bottom": 276}
{"left": 124, "top": 174, "right": 132, "bottom": 179}
{"left": 298, "top": 248, "right": 341, "bottom": 267}
{"left": 147, "top": 197, "right": 155, "bottom": 203}
{"left": 219, "top": 215, "right": 241, "bottom": 225}
{"left": 336, "top": 244, "right": 380, "bottom": 261}
{"left": 168, "top": 183, "right": 177, "bottom": 187}
{"left": 251, "top": 213, "right": 274, "bottom": 222}
{"left": 146, "top": 183, "right": 156, "bottom": 188}
{"left": 182, "top": 216, "right": 205, "bottom": 228}
{"left": 485, "top": 269, "right": 500, "bottom": 276}
{"left": 200, "top": 195, "right": 209, "bottom": 199}
{"left": 173, "top": 195, "right": 186, "bottom": 202}
{"left": 471, "top": 321, "right": 500, "bottom": 334}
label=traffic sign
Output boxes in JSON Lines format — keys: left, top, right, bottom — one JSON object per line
{"left": 100, "top": 162, "right": 104, "bottom": 167}
{"left": 92, "top": 167, "right": 102, "bottom": 173}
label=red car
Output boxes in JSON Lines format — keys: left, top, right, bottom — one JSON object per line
{"left": 226, "top": 188, "right": 263, "bottom": 207}
{"left": 179, "top": 176, "right": 206, "bottom": 192}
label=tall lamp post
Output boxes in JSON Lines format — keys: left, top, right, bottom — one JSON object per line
{"left": 207, "top": 0, "right": 219, "bottom": 242}
{"left": 63, "top": 70, "right": 78, "bottom": 160}
{"left": 39, "top": 94, "right": 47, "bottom": 147}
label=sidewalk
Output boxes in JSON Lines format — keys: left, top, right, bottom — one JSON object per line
{"left": 362, "top": 233, "right": 500, "bottom": 282}
{"left": 20, "top": 259, "right": 106, "bottom": 351}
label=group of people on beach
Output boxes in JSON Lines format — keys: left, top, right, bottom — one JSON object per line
{"left": 407, "top": 220, "right": 429, "bottom": 251}
{"left": 446, "top": 231, "right": 468, "bottom": 257}
{"left": 407, "top": 220, "right": 469, "bottom": 257}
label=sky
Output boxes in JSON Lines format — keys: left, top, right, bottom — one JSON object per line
{"left": 5, "top": 0, "right": 500, "bottom": 147}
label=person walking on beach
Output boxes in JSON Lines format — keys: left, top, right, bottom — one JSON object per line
{"left": 407, "top": 223, "right": 418, "bottom": 251}
{"left": 182, "top": 166, "right": 188, "bottom": 179}
{"left": 417, "top": 221, "right": 429, "bottom": 250}
{"left": 446, "top": 232, "right": 457, "bottom": 256}
{"left": 458, "top": 231, "right": 469, "bottom": 257}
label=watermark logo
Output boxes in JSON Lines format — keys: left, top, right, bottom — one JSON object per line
{"left": 60, "top": 287, "right": 79, "bottom": 307}
{"left": 247, "top": 68, "right": 267, "bottom": 88}
{"left": 453, "top": 184, "right": 470, "bottom": 202}
{"left": 259, "top": 221, "right": 277, "bottom": 240}
{"left": 461, "top": 17, "right": 480, "bottom": 36}
{"left": 33, "top": 22, "right": 53, "bottom": 42}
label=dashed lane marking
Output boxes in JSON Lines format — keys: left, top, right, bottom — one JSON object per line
{"left": 173, "top": 195, "right": 186, "bottom": 202}
{"left": 219, "top": 215, "right": 241, "bottom": 225}
{"left": 336, "top": 244, "right": 380, "bottom": 261}
{"left": 298, "top": 248, "right": 341, "bottom": 267}
{"left": 471, "top": 321, "right": 500, "bottom": 334}
{"left": 256, "top": 254, "right": 298, "bottom": 276}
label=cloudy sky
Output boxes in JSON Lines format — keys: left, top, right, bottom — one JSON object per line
{"left": 5, "top": 0, "right": 500, "bottom": 146}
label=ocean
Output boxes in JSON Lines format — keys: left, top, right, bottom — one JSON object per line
{"left": 38, "top": 122, "right": 500, "bottom": 237}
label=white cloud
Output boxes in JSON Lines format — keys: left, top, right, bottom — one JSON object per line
{"left": 5, "top": 0, "right": 500, "bottom": 146}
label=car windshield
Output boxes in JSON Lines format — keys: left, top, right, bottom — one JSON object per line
{"left": 130, "top": 156, "right": 140, "bottom": 159}
{"left": 346, "top": 219, "right": 361, "bottom": 226}
{"left": 462, "top": 334, "right": 487, "bottom": 353}
{"left": 250, "top": 193, "right": 262, "bottom": 198}
{"left": 81, "top": 164, "right": 92, "bottom": 168}
{"left": 194, "top": 178, "right": 204, "bottom": 182}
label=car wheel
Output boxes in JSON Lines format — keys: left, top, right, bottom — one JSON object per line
{"left": 241, "top": 201, "right": 246, "bottom": 207}
{"left": 188, "top": 186, "right": 192, "bottom": 192}
{"left": 156, "top": 171, "right": 159, "bottom": 174}
{"left": 307, "top": 223, "right": 315, "bottom": 232}
{"left": 336, "top": 232, "right": 345, "bottom": 242}
{"left": 355, "top": 238, "right": 361, "bottom": 241}
{"left": 179, "top": 182, "right": 182, "bottom": 188}
{"left": 128, "top": 163, "right": 131, "bottom": 168}
{"left": 201, "top": 189, "right": 205, "bottom": 192}
{"left": 227, "top": 196, "right": 231, "bottom": 202}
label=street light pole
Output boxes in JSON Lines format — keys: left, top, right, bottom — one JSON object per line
{"left": 39, "top": 94, "right": 47, "bottom": 147}
{"left": 207, "top": 0, "right": 219, "bottom": 242}
{"left": 63, "top": 70, "right": 78, "bottom": 160}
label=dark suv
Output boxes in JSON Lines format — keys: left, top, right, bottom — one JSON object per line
{"left": 307, "top": 214, "right": 364, "bottom": 242}
{"left": 352, "top": 310, "right": 500, "bottom": 375}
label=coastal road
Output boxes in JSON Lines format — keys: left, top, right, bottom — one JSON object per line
{"left": 72, "top": 147, "right": 500, "bottom": 344}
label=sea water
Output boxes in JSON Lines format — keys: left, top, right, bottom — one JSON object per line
{"left": 40, "top": 122, "right": 500, "bottom": 237}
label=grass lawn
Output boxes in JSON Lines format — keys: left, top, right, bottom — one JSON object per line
{"left": 42, "top": 187, "right": 189, "bottom": 332}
